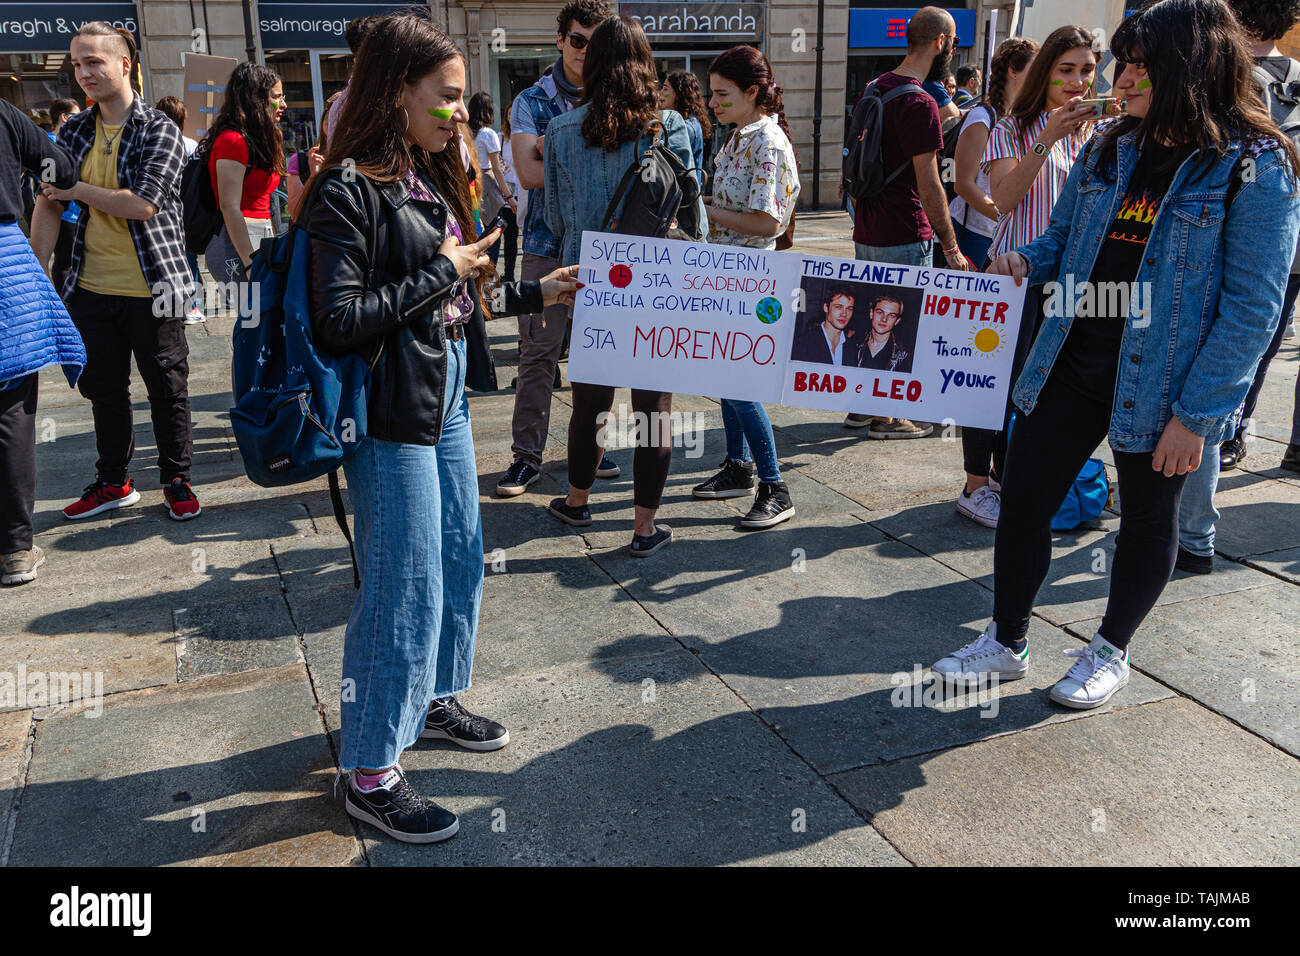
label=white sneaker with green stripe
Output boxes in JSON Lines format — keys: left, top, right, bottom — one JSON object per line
{"left": 931, "top": 624, "right": 1030, "bottom": 686}
{"left": 1049, "top": 634, "right": 1130, "bottom": 710}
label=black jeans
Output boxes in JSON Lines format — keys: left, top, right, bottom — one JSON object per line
{"left": 68, "top": 287, "right": 192, "bottom": 485}
{"left": 489, "top": 206, "right": 519, "bottom": 281}
{"left": 993, "top": 372, "right": 1187, "bottom": 649}
{"left": 962, "top": 284, "right": 1044, "bottom": 478}
{"left": 0, "top": 374, "right": 37, "bottom": 553}
{"left": 568, "top": 383, "right": 673, "bottom": 510}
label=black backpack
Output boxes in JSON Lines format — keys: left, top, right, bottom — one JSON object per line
{"left": 180, "top": 146, "right": 223, "bottom": 255}
{"left": 939, "top": 98, "right": 990, "bottom": 206}
{"left": 842, "top": 78, "right": 928, "bottom": 203}
{"left": 600, "top": 115, "right": 703, "bottom": 241}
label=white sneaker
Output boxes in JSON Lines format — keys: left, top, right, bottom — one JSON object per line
{"left": 956, "top": 485, "right": 1000, "bottom": 528}
{"left": 931, "top": 625, "right": 1029, "bottom": 686}
{"left": 1049, "top": 635, "right": 1130, "bottom": 709}
{"left": 184, "top": 306, "right": 206, "bottom": 326}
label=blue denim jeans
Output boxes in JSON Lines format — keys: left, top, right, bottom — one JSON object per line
{"left": 953, "top": 222, "right": 993, "bottom": 271}
{"left": 1177, "top": 450, "right": 1220, "bottom": 558}
{"left": 721, "top": 399, "right": 781, "bottom": 483}
{"left": 338, "top": 336, "right": 481, "bottom": 771}
{"left": 854, "top": 239, "right": 933, "bottom": 267}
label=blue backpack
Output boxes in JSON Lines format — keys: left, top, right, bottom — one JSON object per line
{"left": 1006, "top": 413, "right": 1111, "bottom": 531}
{"left": 230, "top": 223, "right": 377, "bottom": 586}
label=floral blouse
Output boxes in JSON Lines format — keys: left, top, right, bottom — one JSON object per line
{"left": 708, "top": 113, "right": 800, "bottom": 249}
{"left": 405, "top": 169, "right": 473, "bottom": 326}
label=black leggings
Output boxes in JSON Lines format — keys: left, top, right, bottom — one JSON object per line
{"left": 962, "top": 284, "right": 1043, "bottom": 478}
{"left": 992, "top": 372, "right": 1187, "bottom": 649}
{"left": 568, "top": 383, "right": 673, "bottom": 510}
{"left": 0, "top": 374, "right": 37, "bottom": 554}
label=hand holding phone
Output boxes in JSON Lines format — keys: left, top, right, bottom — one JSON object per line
{"left": 1077, "top": 97, "right": 1123, "bottom": 119}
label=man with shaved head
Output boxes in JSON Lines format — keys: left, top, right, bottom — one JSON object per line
{"left": 842, "top": 6, "right": 969, "bottom": 438}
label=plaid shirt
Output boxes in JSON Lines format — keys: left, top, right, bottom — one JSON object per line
{"left": 56, "top": 94, "right": 193, "bottom": 311}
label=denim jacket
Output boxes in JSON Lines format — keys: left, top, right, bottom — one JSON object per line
{"left": 543, "top": 106, "right": 693, "bottom": 268}
{"left": 511, "top": 73, "right": 573, "bottom": 260}
{"left": 1014, "top": 129, "right": 1300, "bottom": 452}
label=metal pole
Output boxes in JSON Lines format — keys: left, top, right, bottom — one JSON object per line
{"left": 812, "top": 0, "right": 825, "bottom": 208}
{"left": 241, "top": 0, "right": 257, "bottom": 62}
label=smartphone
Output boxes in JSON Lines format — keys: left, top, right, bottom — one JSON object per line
{"left": 482, "top": 212, "right": 507, "bottom": 237}
{"left": 1077, "top": 97, "right": 1123, "bottom": 119}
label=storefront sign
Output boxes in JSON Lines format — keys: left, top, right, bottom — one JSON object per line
{"left": 0, "top": 2, "right": 139, "bottom": 53}
{"left": 849, "top": 8, "right": 977, "bottom": 49}
{"left": 569, "top": 233, "right": 1025, "bottom": 430}
{"left": 257, "top": 1, "right": 417, "bottom": 49}
{"left": 619, "top": 2, "right": 764, "bottom": 43}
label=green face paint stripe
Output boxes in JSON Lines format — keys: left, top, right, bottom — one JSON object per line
{"left": 428, "top": 107, "right": 454, "bottom": 120}
{"left": 719, "top": 102, "right": 733, "bottom": 108}
{"left": 1136, "top": 77, "right": 1152, "bottom": 91}
{"left": 1050, "top": 80, "right": 1065, "bottom": 86}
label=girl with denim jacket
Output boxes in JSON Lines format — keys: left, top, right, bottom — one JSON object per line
{"left": 303, "top": 13, "right": 578, "bottom": 844}
{"left": 931, "top": 0, "right": 1300, "bottom": 710}
{"left": 544, "top": 16, "right": 694, "bottom": 557}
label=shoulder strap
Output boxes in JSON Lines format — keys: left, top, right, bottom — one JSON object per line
{"left": 327, "top": 469, "right": 360, "bottom": 589}
{"left": 599, "top": 116, "right": 667, "bottom": 232}
{"left": 1225, "top": 155, "right": 1245, "bottom": 212}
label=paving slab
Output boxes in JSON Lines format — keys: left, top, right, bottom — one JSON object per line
{"left": 0, "top": 601, "right": 175, "bottom": 710}
{"left": 362, "top": 650, "right": 906, "bottom": 866}
{"left": 1070, "top": 583, "right": 1300, "bottom": 756}
{"left": 7, "top": 665, "right": 357, "bottom": 866}
{"left": 830, "top": 697, "right": 1300, "bottom": 865}
{"left": 174, "top": 592, "right": 302, "bottom": 681}
{"left": 1211, "top": 473, "right": 1300, "bottom": 558}
{"left": 1244, "top": 545, "right": 1300, "bottom": 585}
{"left": 0, "top": 709, "right": 31, "bottom": 861}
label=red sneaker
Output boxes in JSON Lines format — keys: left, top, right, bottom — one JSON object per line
{"left": 164, "top": 478, "right": 201, "bottom": 521}
{"left": 63, "top": 478, "right": 141, "bottom": 520}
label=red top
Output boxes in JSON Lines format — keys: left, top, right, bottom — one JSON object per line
{"left": 208, "top": 129, "right": 281, "bottom": 219}
{"left": 852, "top": 72, "right": 943, "bottom": 247}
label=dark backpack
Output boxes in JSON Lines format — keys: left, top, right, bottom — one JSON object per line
{"left": 600, "top": 115, "right": 703, "bottom": 241}
{"left": 842, "top": 78, "right": 928, "bottom": 203}
{"left": 180, "top": 146, "right": 223, "bottom": 255}
{"left": 939, "top": 97, "right": 988, "bottom": 206}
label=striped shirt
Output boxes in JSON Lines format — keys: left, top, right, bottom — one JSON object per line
{"left": 983, "top": 111, "right": 1089, "bottom": 258}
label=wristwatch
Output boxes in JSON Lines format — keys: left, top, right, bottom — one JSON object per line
{"left": 1031, "top": 141, "right": 1048, "bottom": 156}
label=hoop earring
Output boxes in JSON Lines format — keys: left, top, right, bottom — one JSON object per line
{"left": 399, "top": 106, "right": 410, "bottom": 132}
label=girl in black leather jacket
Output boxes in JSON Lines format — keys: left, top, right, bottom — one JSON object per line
{"left": 300, "top": 12, "right": 578, "bottom": 845}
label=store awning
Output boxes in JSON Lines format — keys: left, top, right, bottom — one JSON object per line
{"left": 0, "top": 2, "right": 140, "bottom": 54}
{"left": 257, "top": 1, "right": 419, "bottom": 50}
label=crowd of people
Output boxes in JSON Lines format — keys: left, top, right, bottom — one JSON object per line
{"left": 1, "top": 0, "right": 1299, "bottom": 844}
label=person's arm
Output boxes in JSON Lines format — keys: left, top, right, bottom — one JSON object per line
{"left": 707, "top": 206, "right": 783, "bottom": 238}
{"left": 287, "top": 172, "right": 305, "bottom": 221}
{"left": 916, "top": 152, "right": 967, "bottom": 269}
{"left": 29, "top": 194, "right": 63, "bottom": 271}
{"left": 215, "top": 157, "right": 255, "bottom": 268}
{"left": 938, "top": 100, "right": 961, "bottom": 123}
{"left": 488, "top": 151, "right": 513, "bottom": 206}
{"left": 542, "top": 130, "right": 564, "bottom": 245}
{"left": 56, "top": 114, "right": 186, "bottom": 222}
{"left": 953, "top": 120, "right": 999, "bottom": 221}
{"left": 988, "top": 100, "right": 1088, "bottom": 214}
{"left": 11, "top": 102, "right": 76, "bottom": 189}
{"left": 512, "top": 131, "right": 543, "bottom": 190}
{"left": 43, "top": 179, "right": 157, "bottom": 220}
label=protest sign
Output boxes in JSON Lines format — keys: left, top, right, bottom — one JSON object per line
{"left": 181, "top": 53, "right": 238, "bottom": 142}
{"left": 568, "top": 232, "right": 1026, "bottom": 431}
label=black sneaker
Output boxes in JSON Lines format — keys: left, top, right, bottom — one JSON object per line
{"left": 596, "top": 454, "right": 621, "bottom": 479}
{"left": 1175, "top": 546, "right": 1214, "bottom": 576}
{"left": 548, "top": 496, "right": 592, "bottom": 527}
{"left": 740, "top": 481, "right": 796, "bottom": 529}
{"left": 630, "top": 525, "right": 672, "bottom": 557}
{"left": 344, "top": 766, "right": 459, "bottom": 844}
{"left": 1283, "top": 443, "right": 1300, "bottom": 475}
{"left": 692, "top": 458, "right": 756, "bottom": 499}
{"left": 496, "top": 460, "right": 541, "bottom": 497}
{"left": 421, "top": 696, "right": 510, "bottom": 751}
{"left": 1219, "top": 435, "right": 1246, "bottom": 470}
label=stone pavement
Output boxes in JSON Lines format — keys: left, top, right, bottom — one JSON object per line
{"left": 2, "top": 210, "right": 1298, "bottom": 866}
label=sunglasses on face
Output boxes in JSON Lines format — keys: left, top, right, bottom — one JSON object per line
{"left": 565, "top": 32, "right": 589, "bottom": 51}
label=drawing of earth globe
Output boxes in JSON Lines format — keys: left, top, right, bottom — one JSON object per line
{"left": 756, "top": 296, "right": 782, "bottom": 324}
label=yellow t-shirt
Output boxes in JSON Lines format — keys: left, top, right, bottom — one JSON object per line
{"left": 77, "top": 120, "right": 151, "bottom": 297}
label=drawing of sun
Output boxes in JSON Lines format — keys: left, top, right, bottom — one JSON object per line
{"left": 970, "top": 326, "right": 1005, "bottom": 358}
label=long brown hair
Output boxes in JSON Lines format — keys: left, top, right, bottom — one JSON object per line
{"left": 205, "top": 62, "right": 286, "bottom": 174}
{"left": 580, "top": 15, "right": 659, "bottom": 150}
{"left": 321, "top": 12, "right": 477, "bottom": 257}
{"left": 665, "top": 69, "right": 712, "bottom": 140}
{"left": 1007, "top": 25, "right": 1095, "bottom": 144}
{"left": 1101, "top": 0, "right": 1300, "bottom": 180}
{"left": 709, "top": 45, "right": 798, "bottom": 167}
{"left": 986, "top": 37, "right": 1037, "bottom": 119}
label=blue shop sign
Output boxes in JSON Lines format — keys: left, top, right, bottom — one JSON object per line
{"left": 849, "top": 8, "right": 977, "bottom": 49}
{"left": 258, "top": 1, "right": 419, "bottom": 49}
{"left": 0, "top": 2, "right": 140, "bottom": 53}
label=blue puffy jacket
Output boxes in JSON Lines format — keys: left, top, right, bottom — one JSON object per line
{"left": 0, "top": 221, "right": 85, "bottom": 389}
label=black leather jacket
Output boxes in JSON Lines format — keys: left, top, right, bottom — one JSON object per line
{"left": 304, "top": 167, "right": 542, "bottom": 446}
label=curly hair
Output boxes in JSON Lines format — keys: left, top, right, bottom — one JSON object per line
{"left": 1224, "top": 0, "right": 1300, "bottom": 40}
{"left": 580, "top": 16, "right": 659, "bottom": 151}
{"left": 557, "top": 0, "right": 610, "bottom": 36}
{"left": 203, "top": 62, "right": 285, "bottom": 174}
{"left": 986, "top": 37, "right": 1038, "bottom": 118}
{"left": 664, "top": 70, "right": 712, "bottom": 140}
